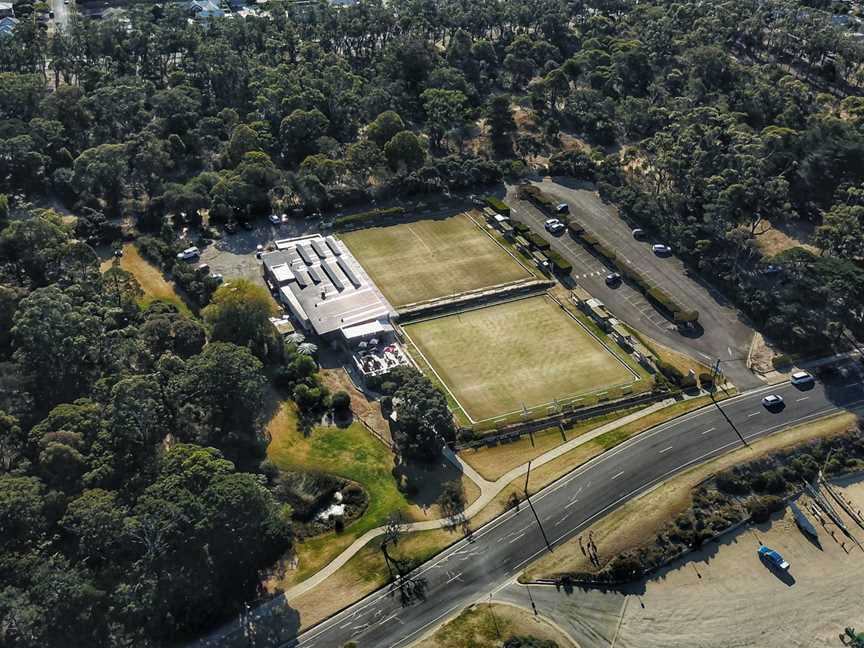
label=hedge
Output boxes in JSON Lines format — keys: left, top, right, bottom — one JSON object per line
{"left": 484, "top": 196, "right": 510, "bottom": 216}
{"left": 580, "top": 231, "right": 599, "bottom": 245}
{"left": 546, "top": 250, "right": 573, "bottom": 274}
{"left": 511, "top": 219, "right": 530, "bottom": 233}
{"left": 567, "top": 220, "right": 584, "bottom": 235}
{"left": 334, "top": 206, "right": 405, "bottom": 229}
{"left": 517, "top": 184, "right": 558, "bottom": 214}
{"left": 772, "top": 354, "right": 791, "bottom": 369}
{"left": 526, "top": 232, "right": 551, "bottom": 250}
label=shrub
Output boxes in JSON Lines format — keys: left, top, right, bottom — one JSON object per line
{"left": 483, "top": 196, "right": 510, "bottom": 216}
{"left": 747, "top": 495, "right": 785, "bottom": 523}
{"left": 567, "top": 220, "right": 584, "bottom": 235}
{"left": 657, "top": 360, "right": 685, "bottom": 385}
{"left": 592, "top": 242, "right": 617, "bottom": 262}
{"left": 526, "top": 232, "right": 551, "bottom": 250}
{"left": 546, "top": 250, "right": 573, "bottom": 274}
{"left": 334, "top": 206, "right": 405, "bottom": 229}
{"left": 607, "top": 552, "right": 643, "bottom": 581}
{"left": 511, "top": 219, "right": 530, "bottom": 233}
{"left": 334, "top": 517, "right": 344, "bottom": 533}
{"left": 698, "top": 372, "right": 714, "bottom": 388}
{"left": 716, "top": 470, "right": 751, "bottom": 495}
{"left": 772, "top": 354, "right": 791, "bottom": 369}
{"left": 680, "top": 373, "right": 697, "bottom": 389}
{"left": 580, "top": 231, "right": 598, "bottom": 245}
{"left": 332, "top": 391, "right": 351, "bottom": 414}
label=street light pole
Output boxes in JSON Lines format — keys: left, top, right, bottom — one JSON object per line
{"left": 709, "top": 359, "right": 748, "bottom": 447}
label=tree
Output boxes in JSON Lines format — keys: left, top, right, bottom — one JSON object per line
{"left": 815, "top": 204, "right": 864, "bottom": 258}
{"left": 366, "top": 110, "right": 405, "bottom": 148}
{"left": 384, "top": 131, "right": 426, "bottom": 173}
{"left": 0, "top": 475, "right": 46, "bottom": 551}
{"left": 60, "top": 489, "right": 128, "bottom": 565}
{"left": 280, "top": 109, "right": 329, "bottom": 161}
{"left": 202, "top": 279, "right": 278, "bottom": 358}
{"left": 331, "top": 391, "right": 351, "bottom": 416}
{"left": 438, "top": 479, "right": 466, "bottom": 521}
{"left": 486, "top": 94, "right": 516, "bottom": 143}
{"left": 72, "top": 144, "right": 129, "bottom": 216}
{"left": 102, "top": 262, "right": 143, "bottom": 318}
{"left": 421, "top": 89, "right": 469, "bottom": 149}
{"left": 225, "top": 124, "right": 262, "bottom": 167}
{"left": 0, "top": 194, "right": 8, "bottom": 229}
{"left": 391, "top": 367, "right": 453, "bottom": 461}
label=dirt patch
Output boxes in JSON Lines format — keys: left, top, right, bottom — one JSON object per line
{"left": 524, "top": 412, "right": 859, "bottom": 579}
{"left": 754, "top": 219, "right": 819, "bottom": 257}
{"left": 318, "top": 366, "right": 392, "bottom": 443}
{"left": 414, "top": 602, "right": 577, "bottom": 648}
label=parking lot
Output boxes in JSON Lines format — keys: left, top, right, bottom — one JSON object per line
{"left": 505, "top": 180, "right": 760, "bottom": 389}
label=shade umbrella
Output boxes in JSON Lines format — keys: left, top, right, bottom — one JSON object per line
{"left": 297, "top": 342, "right": 318, "bottom": 356}
{"left": 287, "top": 332, "right": 306, "bottom": 345}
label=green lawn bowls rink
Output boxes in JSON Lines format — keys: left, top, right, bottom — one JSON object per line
{"left": 340, "top": 212, "right": 534, "bottom": 309}
{"left": 401, "top": 295, "right": 641, "bottom": 424}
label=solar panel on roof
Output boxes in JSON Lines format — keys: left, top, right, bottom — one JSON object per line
{"left": 296, "top": 244, "right": 314, "bottom": 265}
{"left": 311, "top": 240, "right": 329, "bottom": 259}
{"left": 308, "top": 267, "right": 322, "bottom": 284}
{"left": 321, "top": 261, "right": 344, "bottom": 291}
{"left": 325, "top": 236, "right": 342, "bottom": 256}
{"left": 337, "top": 257, "right": 361, "bottom": 288}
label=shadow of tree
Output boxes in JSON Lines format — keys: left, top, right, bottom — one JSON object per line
{"left": 393, "top": 453, "right": 466, "bottom": 511}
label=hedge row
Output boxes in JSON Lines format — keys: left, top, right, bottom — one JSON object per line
{"left": 546, "top": 250, "right": 573, "bottom": 274}
{"left": 511, "top": 219, "right": 530, "bottom": 234}
{"left": 525, "top": 232, "right": 550, "bottom": 250}
{"left": 334, "top": 206, "right": 405, "bottom": 229}
{"left": 517, "top": 184, "right": 558, "bottom": 213}
{"left": 484, "top": 196, "right": 510, "bottom": 216}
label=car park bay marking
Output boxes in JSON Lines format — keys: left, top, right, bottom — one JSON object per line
{"left": 701, "top": 427, "right": 715, "bottom": 435}
{"left": 611, "top": 470, "right": 625, "bottom": 480}
{"left": 797, "top": 396, "right": 809, "bottom": 402}
{"left": 748, "top": 412, "right": 760, "bottom": 417}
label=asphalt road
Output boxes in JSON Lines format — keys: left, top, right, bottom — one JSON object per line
{"left": 224, "top": 376, "right": 864, "bottom": 648}
{"left": 50, "top": 0, "right": 71, "bottom": 30}
{"left": 504, "top": 180, "right": 760, "bottom": 389}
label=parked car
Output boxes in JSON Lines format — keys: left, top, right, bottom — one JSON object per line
{"left": 761, "top": 394, "right": 784, "bottom": 408}
{"left": 211, "top": 274, "right": 224, "bottom": 283}
{"left": 196, "top": 263, "right": 210, "bottom": 274}
{"left": 544, "top": 218, "right": 565, "bottom": 233}
{"left": 758, "top": 545, "right": 789, "bottom": 570}
{"left": 556, "top": 203, "right": 569, "bottom": 214}
{"left": 632, "top": 228, "right": 646, "bottom": 240}
{"left": 790, "top": 371, "right": 814, "bottom": 386}
{"left": 113, "top": 248, "right": 123, "bottom": 258}
{"left": 605, "top": 272, "right": 622, "bottom": 286}
{"left": 176, "top": 246, "right": 200, "bottom": 261}
{"left": 652, "top": 243, "right": 671, "bottom": 255}
{"left": 255, "top": 244, "right": 264, "bottom": 259}
{"left": 268, "top": 213, "right": 281, "bottom": 225}
{"left": 280, "top": 213, "right": 289, "bottom": 223}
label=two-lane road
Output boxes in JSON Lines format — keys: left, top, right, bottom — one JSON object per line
{"left": 199, "top": 378, "right": 864, "bottom": 648}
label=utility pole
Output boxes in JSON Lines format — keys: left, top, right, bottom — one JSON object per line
{"left": 488, "top": 593, "right": 500, "bottom": 638}
{"left": 524, "top": 460, "right": 532, "bottom": 496}
{"left": 709, "top": 359, "right": 748, "bottom": 447}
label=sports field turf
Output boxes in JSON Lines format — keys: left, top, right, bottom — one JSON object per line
{"left": 403, "top": 296, "right": 637, "bottom": 422}
{"left": 340, "top": 213, "right": 532, "bottom": 307}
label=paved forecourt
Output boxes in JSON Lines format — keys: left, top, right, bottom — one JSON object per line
{"left": 402, "top": 295, "right": 639, "bottom": 423}
{"left": 340, "top": 212, "right": 533, "bottom": 308}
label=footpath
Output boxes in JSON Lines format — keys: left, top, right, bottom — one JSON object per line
{"left": 281, "top": 396, "right": 677, "bottom": 601}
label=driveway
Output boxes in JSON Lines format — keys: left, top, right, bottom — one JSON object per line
{"left": 505, "top": 180, "right": 760, "bottom": 389}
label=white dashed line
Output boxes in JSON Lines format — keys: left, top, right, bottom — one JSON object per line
{"left": 611, "top": 470, "right": 625, "bottom": 480}
{"left": 796, "top": 396, "right": 809, "bottom": 402}
{"left": 508, "top": 533, "right": 526, "bottom": 544}
{"left": 747, "top": 412, "right": 760, "bottom": 417}
{"left": 701, "top": 427, "right": 715, "bottom": 435}
{"left": 658, "top": 446, "right": 673, "bottom": 454}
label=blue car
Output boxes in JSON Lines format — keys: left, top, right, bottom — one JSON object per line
{"left": 758, "top": 545, "right": 790, "bottom": 570}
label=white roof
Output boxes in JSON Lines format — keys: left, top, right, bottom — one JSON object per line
{"left": 494, "top": 214, "right": 509, "bottom": 223}
{"left": 342, "top": 319, "right": 392, "bottom": 340}
{"left": 586, "top": 298, "right": 605, "bottom": 309}
{"left": 271, "top": 264, "right": 295, "bottom": 285}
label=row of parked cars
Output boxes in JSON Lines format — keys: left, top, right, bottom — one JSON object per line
{"left": 176, "top": 247, "right": 223, "bottom": 282}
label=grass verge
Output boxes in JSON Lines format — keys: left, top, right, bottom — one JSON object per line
{"left": 522, "top": 411, "right": 859, "bottom": 580}
{"left": 413, "top": 602, "right": 576, "bottom": 648}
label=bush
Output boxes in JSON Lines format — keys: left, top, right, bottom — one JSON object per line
{"left": 698, "top": 372, "right": 714, "bottom": 388}
{"left": 747, "top": 495, "right": 785, "bottom": 523}
{"left": 526, "top": 232, "right": 551, "bottom": 250}
{"left": 580, "top": 231, "right": 598, "bottom": 245}
{"left": 772, "top": 354, "right": 791, "bottom": 369}
{"left": 657, "top": 360, "right": 685, "bottom": 385}
{"left": 546, "top": 250, "right": 572, "bottom": 274}
{"left": 483, "top": 196, "right": 510, "bottom": 216}
{"left": 332, "top": 391, "right": 351, "bottom": 414}
{"left": 334, "top": 206, "right": 405, "bottom": 229}
{"left": 511, "top": 219, "right": 530, "bottom": 233}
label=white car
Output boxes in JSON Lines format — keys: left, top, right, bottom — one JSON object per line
{"left": 544, "top": 218, "right": 565, "bottom": 233}
{"left": 762, "top": 394, "right": 784, "bottom": 408}
{"left": 652, "top": 243, "right": 671, "bottom": 255}
{"left": 176, "top": 246, "right": 200, "bottom": 260}
{"left": 790, "top": 371, "right": 814, "bottom": 386}
{"left": 268, "top": 214, "right": 281, "bottom": 225}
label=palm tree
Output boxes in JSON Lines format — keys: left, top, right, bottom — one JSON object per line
{"left": 287, "top": 332, "right": 306, "bottom": 345}
{"left": 297, "top": 342, "right": 318, "bottom": 356}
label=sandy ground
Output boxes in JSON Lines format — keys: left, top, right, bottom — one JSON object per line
{"left": 508, "top": 477, "right": 864, "bottom": 648}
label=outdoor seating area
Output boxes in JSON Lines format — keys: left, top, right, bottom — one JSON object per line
{"left": 353, "top": 340, "right": 409, "bottom": 377}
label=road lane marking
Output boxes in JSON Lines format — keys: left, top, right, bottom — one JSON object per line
{"left": 796, "top": 396, "right": 809, "bottom": 402}
{"left": 701, "top": 427, "right": 715, "bottom": 435}
{"left": 508, "top": 533, "right": 526, "bottom": 544}
{"left": 555, "top": 513, "right": 571, "bottom": 526}
{"left": 658, "top": 446, "right": 673, "bottom": 454}
{"left": 293, "top": 392, "right": 864, "bottom": 647}
{"left": 698, "top": 351, "right": 713, "bottom": 360}
{"left": 611, "top": 470, "right": 624, "bottom": 480}
{"left": 564, "top": 498, "right": 580, "bottom": 509}
{"left": 445, "top": 571, "right": 463, "bottom": 584}
{"left": 747, "top": 412, "right": 760, "bottom": 417}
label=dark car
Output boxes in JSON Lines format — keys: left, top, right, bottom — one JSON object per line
{"left": 605, "top": 272, "right": 622, "bottom": 286}
{"left": 224, "top": 221, "right": 237, "bottom": 234}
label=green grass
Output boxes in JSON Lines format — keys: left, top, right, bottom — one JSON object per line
{"left": 340, "top": 212, "right": 532, "bottom": 308}
{"left": 403, "top": 295, "right": 639, "bottom": 423}
{"left": 100, "top": 243, "right": 193, "bottom": 316}
{"left": 266, "top": 403, "right": 415, "bottom": 584}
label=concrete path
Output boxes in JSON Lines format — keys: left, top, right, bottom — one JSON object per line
{"left": 281, "top": 397, "right": 676, "bottom": 601}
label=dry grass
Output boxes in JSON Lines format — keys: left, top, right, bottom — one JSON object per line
{"left": 414, "top": 602, "right": 576, "bottom": 648}
{"left": 290, "top": 528, "right": 459, "bottom": 630}
{"left": 754, "top": 219, "right": 818, "bottom": 257}
{"left": 100, "top": 243, "right": 193, "bottom": 315}
{"left": 461, "top": 407, "right": 646, "bottom": 482}
{"left": 523, "top": 411, "right": 859, "bottom": 579}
